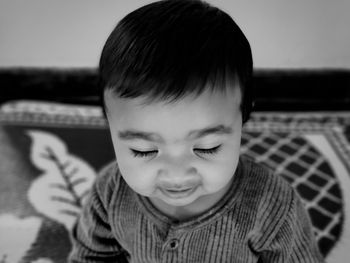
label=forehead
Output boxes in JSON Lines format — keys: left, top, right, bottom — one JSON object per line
{"left": 105, "top": 85, "right": 241, "bottom": 114}
{"left": 104, "top": 87, "right": 242, "bottom": 141}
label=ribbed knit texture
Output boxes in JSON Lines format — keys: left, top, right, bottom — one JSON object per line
{"left": 69, "top": 156, "right": 325, "bottom": 263}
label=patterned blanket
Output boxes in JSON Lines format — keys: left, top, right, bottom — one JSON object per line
{"left": 0, "top": 101, "right": 349, "bottom": 263}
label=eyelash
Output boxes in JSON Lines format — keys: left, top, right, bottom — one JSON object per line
{"left": 131, "top": 149, "right": 158, "bottom": 158}
{"left": 194, "top": 145, "right": 222, "bottom": 155}
{"left": 130, "top": 145, "right": 222, "bottom": 158}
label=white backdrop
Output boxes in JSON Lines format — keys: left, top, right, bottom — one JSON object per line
{"left": 0, "top": 0, "right": 349, "bottom": 69}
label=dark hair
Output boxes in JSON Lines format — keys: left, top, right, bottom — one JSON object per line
{"left": 99, "top": 0, "right": 253, "bottom": 122}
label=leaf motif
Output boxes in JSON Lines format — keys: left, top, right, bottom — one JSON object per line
{"left": 0, "top": 214, "right": 42, "bottom": 263}
{"left": 27, "top": 130, "right": 96, "bottom": 231}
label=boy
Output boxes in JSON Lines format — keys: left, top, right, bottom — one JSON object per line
{"left": 69, "top": 0, "right": 324, "bottom": 262}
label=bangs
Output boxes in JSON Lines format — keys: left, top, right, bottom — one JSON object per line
{"left": 104, "top": 54, "right": 236, "bottom": 104}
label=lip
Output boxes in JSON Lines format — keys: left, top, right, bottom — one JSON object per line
{"left": 160, "top": 186, "right": 198, "bottom": 199}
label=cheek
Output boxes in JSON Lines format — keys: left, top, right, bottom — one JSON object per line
{"left": 200, "top": 145, "right": 240, "bottom": 191}
{"left": 115, "top": 152, "right": 157, "bottom": 196}
{"left": 109, "top": 133, "right": 157, "bottom": 196}
{"left": 201, "top": 162, "right": 238, "bottom": 191}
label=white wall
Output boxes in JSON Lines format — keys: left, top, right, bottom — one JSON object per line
{"left": 0, "top": 0, "right": 349, "bottom": 69}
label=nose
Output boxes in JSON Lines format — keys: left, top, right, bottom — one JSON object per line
{"left": 157, "top": 155, "right": 198, "bottom": 183}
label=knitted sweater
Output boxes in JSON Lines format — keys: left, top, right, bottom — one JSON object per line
{"left": 69, "top": 156, "right": 324, "bottom": 263}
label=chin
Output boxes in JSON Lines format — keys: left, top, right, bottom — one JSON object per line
{"left": 160, "top": 192, "right": 201, "bottom": 208}
{"left": 163, "top": 199, "right": 195, "bottom": 207}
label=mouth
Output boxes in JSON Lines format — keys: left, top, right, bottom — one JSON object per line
{"left": 160, "top": 186, "right": 198, "bottom": 199}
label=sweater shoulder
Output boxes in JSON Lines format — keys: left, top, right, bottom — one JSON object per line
{"left": 240, "top": 156, "right": 299, "bottom": 242}
{"left": 93, "top": 161, "right": 122, "bottom": 207}
{"left": 239, "top": 156, "right": 296, "bottom": 229}
{"left": 240, "top": 155, "right": 294, "bottom": 206}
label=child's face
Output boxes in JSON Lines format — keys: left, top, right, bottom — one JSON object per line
{"left": 105, "top": 85, "right": 242, "bottom": 218}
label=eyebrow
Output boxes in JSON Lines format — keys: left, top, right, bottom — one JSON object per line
{"left": 189, "top": 125, "right": 233, "bottom": 139}
{"left": 118, "top": 125, "right": 233, "bottom": 142}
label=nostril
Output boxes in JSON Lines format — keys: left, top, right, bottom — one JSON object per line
{"left": 188, "top": 167, "right": 197, "bottom": 174}
{"left": 157, "top": 166, "right": 198, "bottom": 178}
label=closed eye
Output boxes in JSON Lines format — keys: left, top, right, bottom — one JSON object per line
{"left": 194, "top": 145, "right": 222, "bottom": 155}
{"left": 130, "top": 149, "right": 158, "bottom": 158}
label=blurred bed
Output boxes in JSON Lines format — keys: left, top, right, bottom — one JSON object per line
{"left": 0, "top": 68, "right": 349, "bottom": 263}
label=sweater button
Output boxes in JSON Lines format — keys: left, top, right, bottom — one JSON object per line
{"left": 169, "top": 239, "right": 179, "bottom": 249}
